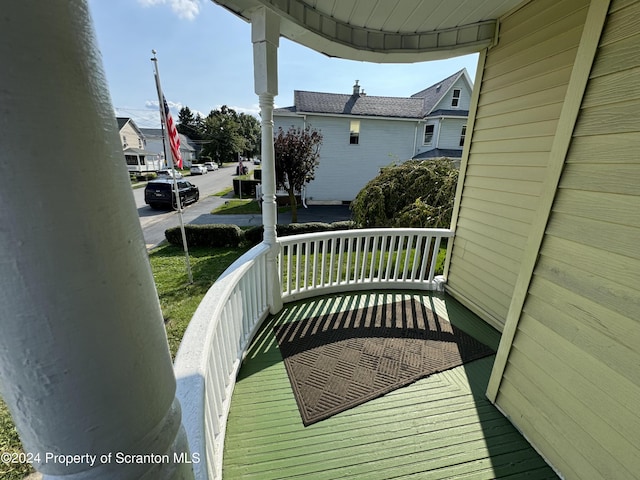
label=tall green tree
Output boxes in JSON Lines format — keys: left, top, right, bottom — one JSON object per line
{"left": 273, "top": 126, "right": 323, "bottom": 223}
{"left": 201, "top": 106, "right": 246, "bottom": 165}
{"left": 237, "top": 113, "right": 261, "bottom": 160}
{"left": 350, "top": 158, "right": 458, "bottom": 228}
{"left": 176, "top": 106, "right": 203, "bottom": 140}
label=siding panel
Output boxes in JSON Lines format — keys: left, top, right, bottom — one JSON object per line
{"left": 565, "top": 131, "right": 640, "bottom": 163}
{"left": 446, "top": 0, "right": 588, "bottom": 330}
{"left": 495, "top": 0, "right": 640, "bottom": 477}
{"left": 506, "top": 327, "right": 640, "bottom": 479}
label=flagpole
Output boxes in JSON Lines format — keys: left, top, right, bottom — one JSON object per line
{"left": 151, "top": 50, "right": 193, "bottom": 284}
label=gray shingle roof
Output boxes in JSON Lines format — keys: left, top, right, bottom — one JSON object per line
{"left": 413, "top": 148, "right": 463, "bottom": 159}
{"left": 140, "top": 128, "right": 163, "bottom": 138}
{"left": 292, "top": 91, "right": 424, "bottom": 118}
{"left": 116, "top": 117, "right": 130, "bottom": 130}
{"left": 429, "top": 109, "right": 469, "bottom": 117}
{"left": 411, "top": 69, "right": 465, "bottom": 116}
{"left": 275, "top": 69, "right": 468, "bottom": 120}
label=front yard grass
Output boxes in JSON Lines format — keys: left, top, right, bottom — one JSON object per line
{"left": 212, "top": 198, "right": 261, "bottom": 215}
{"left": 212, "top": 198, "right": 290, "bottom": 216}
{"left": 149, "top": 244, "right": 250, "bottom": 358}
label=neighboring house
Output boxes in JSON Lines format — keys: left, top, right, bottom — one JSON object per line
{"left": 180, "top": 134, "right": 199, "bottom": 165}
{"left": 117, "top": 117, "right": 162, "bottom": 173}
{"left": 411, "top": 69, "right": 473, "bottom": 161}
{"left": 139, "top": 128, "right": 196, "bottom": 168}
{"left": 274, "top": 70, "right": 472, "bottom": 203}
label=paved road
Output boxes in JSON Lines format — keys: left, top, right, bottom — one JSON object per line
{"left": 135, "top": 166, "right": 352, "bottom": 249}
{"left": 133, "top": 165, "right": 238, "bottom": 249}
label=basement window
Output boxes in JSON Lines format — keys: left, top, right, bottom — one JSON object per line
{"left": 349, "top": 120, "right": 360, "bottom": 144}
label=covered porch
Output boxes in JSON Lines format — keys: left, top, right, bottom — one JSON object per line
{"left": 4, "top": 0, "right": 636, "bottom": 479}
{"left": 174, "top": 229, "right": 557, "bottom": 478}
{"left": 223, "top": 291, "right": 556, "bottom": 479}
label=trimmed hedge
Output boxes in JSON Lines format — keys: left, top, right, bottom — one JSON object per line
{"left": 165, "top": 224, "right": 244, "bottom": 248}
{"left": 166, "top": 221, "right": 356, "bottom": 248}
{"left": 244, "top": 221, "right": 356, "bottom": 246}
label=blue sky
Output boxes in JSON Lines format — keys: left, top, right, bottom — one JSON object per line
{"left": 87, "top": 0, "right": 479, "bottom": 128}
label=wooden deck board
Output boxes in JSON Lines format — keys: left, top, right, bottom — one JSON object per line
{"left": 223, "top": 292, "right": 557, "bottom": 479}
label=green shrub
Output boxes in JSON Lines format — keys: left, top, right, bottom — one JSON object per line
{"left": 165, "top": 224, "right": 244, "bottom": 248}
{"left": 244, "top": 225, "right": 264, "bottom": 245}
{"left": 244, "top": 221, "right": 357, "bottom": 246}
{"left": 278, "top": 222, "right": 333, "bottom": 236}
{"left": 329, "top": 220, "right": 356, "bottom": 231}
{"left": 171, "top": 221, "right": 357, "bottom": 249}
{"left": 351, "top": 158, "right": 458, "bottom": 228}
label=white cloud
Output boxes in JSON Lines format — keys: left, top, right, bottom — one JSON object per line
{"left": 138, "top": 0, "right": 200, "bottom": 20}
{"left": 145, "top": 99, "right": 183, "bottom": 111}
{"left": 215, "top": 104, "right": 261, "bottom": 118}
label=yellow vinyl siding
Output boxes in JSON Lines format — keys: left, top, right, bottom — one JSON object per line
{"left": 495, "top": 0, "right": 640, "bottom": 477}
{"left": 446, "top": 0, "right": 589, "bottom": 330}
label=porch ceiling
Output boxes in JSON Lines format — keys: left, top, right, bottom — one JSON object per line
{"left": 212, "top": 0, "right": 525, "bottom": 62}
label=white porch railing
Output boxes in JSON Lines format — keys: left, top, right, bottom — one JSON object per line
{"left": 174, "top": 228, "right": 453, "bottom": 479}
{"left": 279, "top": 228, "right": 454, "bottom": 301}
{"left": 174, "top": 243, "right": 270, "bottom": 480}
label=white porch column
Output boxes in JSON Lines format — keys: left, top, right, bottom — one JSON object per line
{"left": 0, "top": 2, "right": 193, "bottom": 479}
{"left": 252, "top": 7, "right": 283, "bottom": 313}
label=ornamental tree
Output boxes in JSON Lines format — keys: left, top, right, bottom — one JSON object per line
{"left": 273, "top": 126, "right": 323, "bottom": 223}
{"left": 350, "top": 158, "right": 458, "bottom": 228}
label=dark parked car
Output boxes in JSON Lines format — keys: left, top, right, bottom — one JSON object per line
{"left": 144, "top": 178, "right": 199, "bottom": 210}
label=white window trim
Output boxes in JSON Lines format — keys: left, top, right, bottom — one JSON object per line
{"left": 423, "top": 123, "right": 435, "bottom": 146}
{"left": 459, "top": 125, "right": 467, "bottom": 147}
{"left": 451, "top": 89, "right": 461, "bottom": 108}
{"left": 349, "top": 120, "right": 360, "bottom": 145}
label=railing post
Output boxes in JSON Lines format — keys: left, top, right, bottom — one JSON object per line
{"left": 252, "top": 6, "right": 283, "bottom": 313}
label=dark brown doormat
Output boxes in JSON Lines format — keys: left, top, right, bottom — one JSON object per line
{"left": 274, "top": 298, "right": 495, "bottom": 426}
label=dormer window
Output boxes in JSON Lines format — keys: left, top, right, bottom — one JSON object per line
{"left": 451, "top": 89, "right": 461, "bottom": 107}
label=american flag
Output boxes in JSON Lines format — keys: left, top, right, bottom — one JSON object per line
{"left": 163, "top": 96, "right": 183, "bottom": 169}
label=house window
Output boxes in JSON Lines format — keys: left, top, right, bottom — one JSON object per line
{"left": 459, "top": 125, "right": 467, "bottom": 147}
{"left": 451, "top": 89, "right": 461, "bottom": 107}
{"left": 423, "top": 124, "right": 435, "bottom": 145}
{"left": 122, "top": 135, "right": 128, "bottom": 147}
{"left": 349, "top": 120, "right": 360, "bottom": 144}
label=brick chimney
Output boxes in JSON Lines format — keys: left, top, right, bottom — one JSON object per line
{"left": 353, "top": 80, "right": 361, "bottom": 96}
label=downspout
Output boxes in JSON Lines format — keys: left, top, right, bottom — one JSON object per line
{"left": 413, "top": 120, "right": 420, "bottom": 158}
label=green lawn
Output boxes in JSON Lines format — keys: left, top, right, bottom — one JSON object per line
{"left": 150, "top": 244, "right": 250, "bottom": 357}
{"left": 211, "top": 198, "right": 290, "bottom": 215}
{"left": 281, "top": 245, "right": 447, "bottom": 288}
{"left": 212, "top": 198, "right": 261, "bottom": 215}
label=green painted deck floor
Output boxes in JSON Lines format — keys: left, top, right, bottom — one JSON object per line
{"left": 223, "top": 292, "right": 558, "bottom": 479}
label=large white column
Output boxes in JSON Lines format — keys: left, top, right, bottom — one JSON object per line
{"left": 0, "top": 2, "right": 193, "bottom": 479}
{"left": 252, "top": 7, "right": 283, "bottom": 313}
